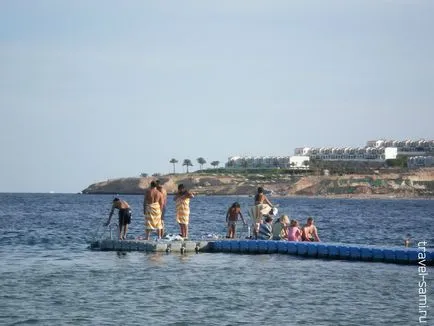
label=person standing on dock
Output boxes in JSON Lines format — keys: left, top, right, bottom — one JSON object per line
{"left": 250, "top": 187, "right": 274, "bottom": 238}
{"left": 143, "top": 181, "right": 164, "bottom": 240}
{"left": 156, "top": 179, "right": 168, "bottom": 236}
{"left": 174, "top": 184, "right": 194, "bottom": 239}
{"left": 226, "top": 202, "right": 247, "bottom": 239}
{"left": 254, "top": 187, "right": 273, "bottom": 207}
{"left": 104, "top": 198, "right": 132, "bottom": 240}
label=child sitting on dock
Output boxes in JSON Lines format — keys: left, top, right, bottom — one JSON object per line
{"left": 257, "top": 215, "right": 273, "bottom": 240}
{"left": 287, "top": 219, "right": 302, "bottom": 241}
{"left": 272, "top": 215, "right": 289, "bottom": 240}
{"left": 226, "top": 202, "right": 247, "bottom": 239}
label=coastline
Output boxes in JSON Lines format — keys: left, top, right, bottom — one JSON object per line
{"left": 81, "top": 168, "right": 434, "bottom": 199}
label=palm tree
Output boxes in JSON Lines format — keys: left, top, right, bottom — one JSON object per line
{"left": 169, "top": 158, "right": 178, "bottom": 174}
{"left": 182, "top": 159, "right": 193, "bottom": 173}
{"left": 197, "top": 157, "right": 207, "bottom": 170}
{"left": 211, "top": 161, "right": 220, "bottom": 168}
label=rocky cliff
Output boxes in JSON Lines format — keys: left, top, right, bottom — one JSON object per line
{"left": 81, "top": 168, "right": 434, "bottom": 198}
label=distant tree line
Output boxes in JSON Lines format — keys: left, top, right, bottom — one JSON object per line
{"left": 169, "top": 157, "right": 221, "bottom": 174}
{"left": 140, "top": 157, "right": 221, "bottom": 177}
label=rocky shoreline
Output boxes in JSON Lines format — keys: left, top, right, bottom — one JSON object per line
{"left": 81, "top": 168, "right": 434, "bottom": 198}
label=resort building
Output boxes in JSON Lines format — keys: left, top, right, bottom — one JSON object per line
{"left": 365, "top": 139, "right": 434, "bottom": 156}
{"left": 225, "top": 155, "right": 309, "bottom": 169}
{"left": 225, "top": 139, "right": 433, "bottom": 170}
{"left": 407, "top": 156, "right": 434, "bottom": 169}
{"left": 295, "top": 139, "right": 433, "bottom": 162}
{"left": 294, "top": 146, "right": 398, "bottom": 161}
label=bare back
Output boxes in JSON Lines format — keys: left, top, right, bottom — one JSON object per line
{"left": 157, "top": 186, "right": 167, "bottom": 206}
{"left": 119, "top": 200, "right": 129, "bottom": 209}
{"left": 227, "top": 207, "right": 241, "bottom": 221}
{"left": 145, "top": 188, "right": 162, "bottom": 206}
{"left": 255, "top": 193, "right": 272, "bottom": 206}
{"left": 302, "top": 224, "right": 320, "bottom": 241}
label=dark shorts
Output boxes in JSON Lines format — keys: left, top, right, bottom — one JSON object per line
{"left": 118, "top": 208, "right": 132, "bottom": 226}
{"left": 227, "top": 221, "right": 237, "bottom": 227}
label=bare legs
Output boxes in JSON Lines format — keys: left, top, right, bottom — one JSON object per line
{"left": 227, "top": 224, "right": 236, "bottom": 238}
{"left": 119, "top": 224, "right": 128, "bottom": 240}
{"left": 144, "top": 229, "right": 162, "bottom": 241}
{"left": 179, "top": 223, "right": 188, "bottom": 239}
{"left": 159, "top": 220, "right": 165, "bottom": 239}
{"left": 253, "top": 222, "right": 260, "bottom": 239}
{"left": 144, "top": 229, "right": 150, "bottom": 240}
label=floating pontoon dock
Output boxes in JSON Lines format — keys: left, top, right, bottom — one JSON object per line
{"left": 90, "top": 239, "right": 433, "bottom": 266}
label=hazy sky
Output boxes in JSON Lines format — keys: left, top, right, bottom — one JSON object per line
{"left": 1, "top": 0, "right": 433, "bottom": 193}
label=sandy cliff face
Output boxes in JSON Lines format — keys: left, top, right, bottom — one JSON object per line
{"left": 81, "top": 168, "right": 434, "bottom": 197}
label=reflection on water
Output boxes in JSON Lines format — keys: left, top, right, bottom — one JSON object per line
{"left": 146, "top": 252, "right": 166, "bottom": 265}
{"left": 115, "top": 251, "right": 128, "bottom": 259}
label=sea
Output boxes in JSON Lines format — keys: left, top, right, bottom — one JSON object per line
{"left": 0, "top": 193, "right": 433, "bottom": 326}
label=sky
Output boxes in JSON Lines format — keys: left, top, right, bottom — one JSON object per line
{"left": 1, "top": 0, "right": 433, "bottom": 193}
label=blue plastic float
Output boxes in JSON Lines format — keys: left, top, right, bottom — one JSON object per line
{"left": 208, "top": 240, "right": 433, "bottom": 265}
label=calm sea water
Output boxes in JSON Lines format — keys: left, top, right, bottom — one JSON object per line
{"left": 0, "top": 193, "right": 433, "bottom": 325}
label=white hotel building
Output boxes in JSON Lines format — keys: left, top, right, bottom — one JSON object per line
{"left": 225, "top": 155, "right": 309, "bottom": 169}
{"left": 225, "top": 139, "right": 434, "bottom": 169}
{"left": 294, "top": 146, "right": 397, "bottom": 161}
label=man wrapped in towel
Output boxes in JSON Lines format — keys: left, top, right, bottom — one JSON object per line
{"left": 249, "top": 187, "right": 274, "bottom": 238}
{"left": 248, "top": 203, "right": 273, "bottom": 237}
{"left": 143, "top": 181, "right": 164, "bottom": 240}
{"left": 174, "top": 184, "right": 195, "bottom": 239}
